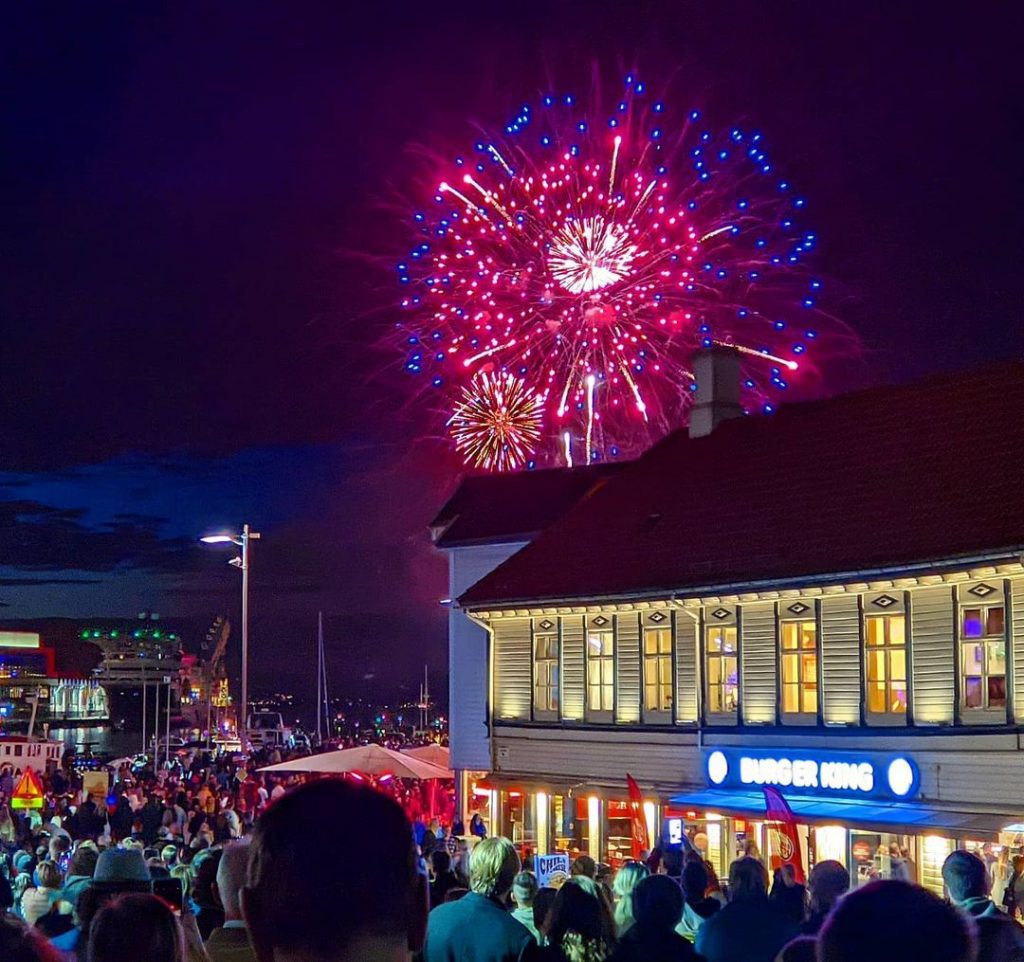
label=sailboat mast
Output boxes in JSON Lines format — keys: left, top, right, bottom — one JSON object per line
{"left": 316, "top": 611, "right": 323, "bottom": 743}
{"left": 320, "top": 612, "right": 331, "bottom": 741}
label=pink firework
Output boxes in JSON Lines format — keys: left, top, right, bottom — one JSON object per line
{"left": 399, "top": 76, "right": 846, "bottom": 468}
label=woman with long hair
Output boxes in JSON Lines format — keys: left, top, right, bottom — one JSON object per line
{"left": 611, "top": 861, "right": 649, "bottom": 937}
{"left": 1009, "top": 854, "right": 1024, "bottom": 919}
{"left": 540, "top": 876, "right": 616, "bottom": 962}
{"left": 991, "top": 847, "right": 1012, "bottom": 912}
{"left": 703, "top": 859, "right": 726, "bottom": 904}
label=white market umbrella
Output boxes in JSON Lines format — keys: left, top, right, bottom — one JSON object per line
{"left": 401, "top": 744, "right": 451, "bottom": 772}
{"left": 257, "top": 743, "right": 450, "bottom": 780}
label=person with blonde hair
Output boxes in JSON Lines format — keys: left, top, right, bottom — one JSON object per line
{"left": 424, "top": 836, "right": 539, "bottom": 961}
{"left": 991, "top": 846, "right": 1012, "bottom": 911}
{"left": 469, "top": 837, "right": 522, "bottom": 898}
{"left": 21, "top": 861, "right": 66, "bottom": 928}
{"left": 611, "top": 861, "right": 649, "bottom": 937}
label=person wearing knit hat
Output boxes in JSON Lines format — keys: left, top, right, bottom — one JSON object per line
{"left": 13, "top": 851, "right": 34, "bottom": 875}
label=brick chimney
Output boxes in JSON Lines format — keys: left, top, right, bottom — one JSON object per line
{"left": 688, "top": 346, "right": 743, "bottom": 439}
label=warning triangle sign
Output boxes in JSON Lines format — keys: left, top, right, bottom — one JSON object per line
{"left": 11, "top": 767, "right": 45, "bottom": 810}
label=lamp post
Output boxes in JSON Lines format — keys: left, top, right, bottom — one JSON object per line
{"left": 200, "top": 524, "right": 260, "bottom": 751}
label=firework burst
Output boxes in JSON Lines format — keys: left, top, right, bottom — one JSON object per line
{"left": 398, "top": 75, "right": 846, "bottom": 469}
{"left": 448, "top": 371, "right": 544, "bottom": 471}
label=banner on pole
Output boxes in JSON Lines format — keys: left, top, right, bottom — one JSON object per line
{"left": 626, "top": 773, "right": 650, "bottom": 859}
{"left": 763, "top": 785, "right": 805, "bottom": 883}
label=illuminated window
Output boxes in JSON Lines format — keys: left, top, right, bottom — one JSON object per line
{"left": 781, "top": 620, "right": 818, "bottom": 715}
{"left": 865, "top": 614, "right": 907, "bottom": 715}
{"left": 587, "top": 630, "right": 614, "bottom": 712}
{"left": 643, "top": 627, "right": 673, "bottom": 713}
{"left": 533, "top": 627, "right": 559, "bottom": 714}
{"left": 706, "top": 626, "right": 738, "bottom": 714}
{"left": 961, "top": 605, "right": 1006, "bottom": 710}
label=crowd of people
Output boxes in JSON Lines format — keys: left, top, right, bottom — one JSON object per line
{"left": 3, "top": 753, "right": 1024, "bottom": 962}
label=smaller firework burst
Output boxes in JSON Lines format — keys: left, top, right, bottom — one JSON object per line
{"left": 448, "top": 371, "right": 544, "bottom": 471}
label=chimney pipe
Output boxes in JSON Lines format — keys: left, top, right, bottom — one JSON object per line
{"left": 688, "top": 346, "right": 743, "bottom": 439}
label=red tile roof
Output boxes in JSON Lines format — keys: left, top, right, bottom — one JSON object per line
{"left": 461, "top": 360, "right": 1024, "bottom": 607}
{"left": 431, "top": 464, "right": 623, "bottom": 548}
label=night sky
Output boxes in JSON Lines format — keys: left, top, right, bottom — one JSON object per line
{"left": 2, "top": 2, "right": 1020, "bottom": 706}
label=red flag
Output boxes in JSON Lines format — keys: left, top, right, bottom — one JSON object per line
{"left": 625, "top": 773, "right": 650, "bottom": 860}
{"left": 762, "top": 786, "right": 805, "bottom": 883}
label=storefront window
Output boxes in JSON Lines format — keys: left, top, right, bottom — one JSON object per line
{"left": 865, "top": 614, "right": 907, "bottom": 716}
{"left": 814, "top": 825, "right": 847, "bottom": 865}
{"left": 850, "top": 831, "right": 917, "bottom": 888}
{"left": 606, "top": 800, "right": 634, "bottom": 867}
{"left": 706, "top": 626, "right": 738, "bottom": 714}
{"left": 570, "top": 796, "right": 594, "bottom": 857}
{"left": 587, "top": 630, "right": 614, "bottom": 713}
{"left": 781, "top": 620, "right": 818, "bottom": 715}
{"left": 920, "top": 836, "right": 953, "bottom": 895}
{"left": 552, "top": 794, "right": 574, "bottom": 853}
{"left": 505, "top": 791, "right": 526, "bottom": 845}
{"left": 643, "top": 627, "right": 673, "bottom": 713}
{"left": 533, "top": 625, "right": 560, "bottom": 715}
{"left": 961, "top": 605, "right": 1006, "bottom": 711}
{"left": 666, "top": 810, "right": 730, "bottom": 880}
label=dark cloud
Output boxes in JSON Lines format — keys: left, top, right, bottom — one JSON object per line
{"left": 0, "top": 577, "right": 102, "bottom": 586}
{"left": 0, "top": 499, "right": 197, "bottom": 573}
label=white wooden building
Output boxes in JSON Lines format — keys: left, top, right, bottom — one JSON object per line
{"left": 431, "top": 467, "right": 621, "bottom": 815}
{"left": 452, "top": 354, "right": 1024, "bottom": 892}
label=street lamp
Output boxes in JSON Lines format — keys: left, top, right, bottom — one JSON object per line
{"left": 200, "top": 524, "right": 260, "bottom": 751}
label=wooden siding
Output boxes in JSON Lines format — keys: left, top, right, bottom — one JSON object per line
{"left": 911, "top": 586, "right": 955, "bottom": 724}
{"left": 492, "top": 726, "right": 1024, "bottom": 813}
{"left": 821, "top": 595, "right": 861, "bottom": 725}
{"left": 492, "top": 617, "right": 531, "bottom": 720}
{"left": 492, "top": 727, "right": 704, "bottom": 793}
{"left": 561, "top": 615, "right": 586, "bottom": 721}
{"left": 616, "top": 614, "right": 641, "bottom": 724}
{"left": 448, "top": 543, "right": 525, "bottom": 771}
{"left": 1013, "top": 579, "right": 1024, "bottom": 724}
{"left": 675, "top": 612, "right": 699, "bottom": 724}
{"left": 741, "top": 602, "right": 777, "bottom": 725}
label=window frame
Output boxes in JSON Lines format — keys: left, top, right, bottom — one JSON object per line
{"left": 863, "top": 612, "right": 908, "bottom": 724}
{"left": 531, "top": 620, "right": 560, "bottom": 721}
{"left": 779, "top": 617, "right": 819, "bottom": 723}
{"left": 959, "top": 601, "right": 1007, "bottom": 719}
{"left": 586, "top": 622, "right": 615, "bottom": 721}
{"left": 704, "top": 622, "right": 739, "bottom": 722}
{"left": 642, "top": 624, "right": 674, "bottom": 720}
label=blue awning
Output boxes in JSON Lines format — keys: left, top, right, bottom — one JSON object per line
{"left": 668, "top": 790, "right": 1011, "bottom": 835}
